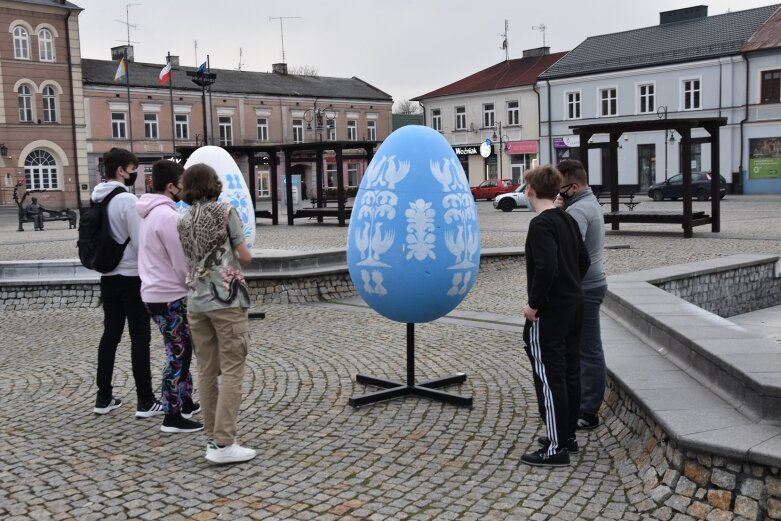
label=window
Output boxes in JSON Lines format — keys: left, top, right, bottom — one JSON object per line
{"left": 431, "top": 109, "right": 442, "bottom": 131}
{"left": 326, "top": 119, "right": 336, "bottom": 141}
{"left": 292, "top": 118, "right": 303, "bottom": 143}
{"left": 175, "top": 114, "right": 189, "bottom": 139}
{"left": 455, "top": 106, "right": 466, "bottom": 130}
{"left": 25, "top": 150, "right": 58, "bottom": 190}
{"left": 111, "top": 112, "right": 127, "bottom": 138}
{"left": 639, "top": 83, "right": 655, "bottom": 113}
{"left": 600, "top": 88, "right": 617, "bottom": 116}
{"left": 42, "top": 86, "right": 57, "bottom": 122}
{"left": 219, "top": 116, "right": 233, "bottom": 146}
{"left": 18, "top": 85, "right": 33, "bottom": 122}
{"left": 347, "top": 120, "right": 357, "bottom": 141}
{"left": 483, "top": 103, "right": 495, "bottom": 128}
{"left": 507, "top": 100, "right": 519, "bottom": 125}
{"left": 566, "top": 91, "right": 581, "bottom": 119}
{"left": 144, "top": 113, "right": 159, "bottom": 139}
{"left": 367, "top": 120, "right": 376, "bottom": 141}
{"left": 256, "top": 117, "right": 268, "bottom": 141}
{"left": 326, "top": 163, "right": 337, "bottom": 187}
{"left": 13, "top": 26, "right": 30, "bottom": 60}
{"left": 761, "top": 69, "right": 781, "bottom": 104}
{"left": 683, "top": 79, "right": 701, "bottom": 110}
{"left": 38, "top": 28, "right": 54, "bottom": 62}
{"left": 347, "top": 163, "right": 358, "bottom": 186}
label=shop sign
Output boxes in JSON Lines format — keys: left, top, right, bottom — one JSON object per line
{"left": 505, "top": 140, "right": 538, "bottom": 154}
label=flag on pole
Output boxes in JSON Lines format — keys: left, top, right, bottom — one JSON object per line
{"left": 114, "top": 57, "right": 127, "bottom": 82}
{"left": 159, "top": 62, "right": 172, "bottom": 86}
{"left": 196, "top": 61, "right": 207, "bottom": 76}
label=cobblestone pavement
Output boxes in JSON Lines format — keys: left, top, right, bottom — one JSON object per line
{"left": 1, "top": 196, "right": 780, "bottom": 520}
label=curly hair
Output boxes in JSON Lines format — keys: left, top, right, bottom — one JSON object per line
{"left": 181, "top": 163, "right": 222, "bottom": 204}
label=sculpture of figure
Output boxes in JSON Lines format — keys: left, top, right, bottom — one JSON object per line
{"left": 26, "top": 197, "right": 44, "bottom": 231}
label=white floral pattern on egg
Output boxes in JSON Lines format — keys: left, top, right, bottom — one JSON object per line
{"left": 347, "top": 125, "right": 480, "bottom": 324}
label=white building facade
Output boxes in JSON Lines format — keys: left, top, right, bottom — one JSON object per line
{"left": 538, "top": 4, "right": 781, "bottom": 195}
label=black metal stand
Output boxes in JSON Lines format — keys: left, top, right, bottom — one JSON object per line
{"left": 349, "top": 323, "right": 472, "bottom": 408}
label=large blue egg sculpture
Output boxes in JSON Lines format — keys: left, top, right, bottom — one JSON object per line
{"left": 347, "top": 125, "right": 480, "bottom": 324}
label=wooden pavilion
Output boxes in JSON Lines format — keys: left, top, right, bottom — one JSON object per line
{"left": 569, "top": 117, "right": 727, "bottom": 238}
{"left": 179, "top": 141, "right": 378, "bottom": 227}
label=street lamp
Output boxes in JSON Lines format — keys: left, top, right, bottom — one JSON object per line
{"left": 492, "top": 122, "right": 508, "bottom": 179}
{"left": 304, "top": 105, "right": 336, "bottom": 141}
{"left": 186, "top": 68, "right": 217, "bottom": 145}
{"left": 657, "top": 105, "right": 677, "bottom": 180}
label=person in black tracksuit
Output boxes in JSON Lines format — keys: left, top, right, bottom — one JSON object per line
{"left": 520, "top": 165, "right": 590, "bottom": 467}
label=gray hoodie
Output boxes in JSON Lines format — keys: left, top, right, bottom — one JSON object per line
{"left": 565, "top": 189, "right": 607, "bottom": 289}
{"left": 90, "top": 181, "right": 140, "bottom": 276}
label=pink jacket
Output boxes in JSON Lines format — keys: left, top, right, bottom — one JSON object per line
{"left": 136, "top": 194, "right": 188, "bottom": 303}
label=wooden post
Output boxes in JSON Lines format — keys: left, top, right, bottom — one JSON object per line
{"left": 708, "top": 123, "right": 720, "bottom": 233}
{"left": 680, "top": 127, "right": 693, "bottom": 238}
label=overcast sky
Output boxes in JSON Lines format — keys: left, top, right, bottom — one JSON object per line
{"left": 75, "top": 0, "right": 776, "bottom": 107}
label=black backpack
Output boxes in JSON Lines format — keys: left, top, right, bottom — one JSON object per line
{"left": 77, "top": 186, "right": 131, "bottom": 273}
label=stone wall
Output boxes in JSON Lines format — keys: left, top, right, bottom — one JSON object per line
{"left": 603, "top": 378, "right": 781, "bottom": 521}
{"left": 654, "top": 261, "right": 781, "bottom": 318}
{"left": 0, "top": 253, "right": 522, "bottom": 310}
{"left": 0, "top": 284, "right": 101, "bottom": 310}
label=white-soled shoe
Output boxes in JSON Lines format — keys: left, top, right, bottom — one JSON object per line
{"left": 205, "top": 440, "right": 256, "bottom": 465}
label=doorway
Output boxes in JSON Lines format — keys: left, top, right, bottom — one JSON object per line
{"left": 638, "top": 144, "right": 656, "bottom": 191}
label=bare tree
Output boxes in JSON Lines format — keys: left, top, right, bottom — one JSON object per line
{"left": 288, "top": 64, "right": 319, "bottom": 76}
{"left": 394, "top": 99, "right": 422, "bottom": 114}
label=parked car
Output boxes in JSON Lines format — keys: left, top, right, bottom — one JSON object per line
{"left": 471, "top": 178, "right": 518, "bottom": 201}
{"left": 493, "top": 184, "right": 529, "bottom": 212}
{"left": 647, "top": 172, "right": 727, "bottom": 201}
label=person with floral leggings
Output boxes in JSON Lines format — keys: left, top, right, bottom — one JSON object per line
{"left": 137, "top": 160, "right": 202, "bottom": 433}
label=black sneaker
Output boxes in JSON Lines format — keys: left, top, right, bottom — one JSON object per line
{"left": 577, "top": 413, "right": 600, "bottom": 430}
{"left": 94, "top": 396, "right": 122, "bottom": 415}
{"left": 521, "top": 448, "right": 570, "bottom": 467}
{"left": 161, "top": 413, "right": 204, "bottom": 433}
{"left": 135, "top": 399, "right": 165, "bottom": 418}
{"left": 182, "top": 400, "right": 201, "bottom": 419}
{"left": 537, "top": 436, "right": 579, "bottom": 453}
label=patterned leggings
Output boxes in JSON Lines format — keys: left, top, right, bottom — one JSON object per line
{"left": 146, "top": 298, "right": 194, "bottom": 415}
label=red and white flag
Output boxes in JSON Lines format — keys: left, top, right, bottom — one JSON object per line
{"left": 159, "top": 62, "right": 172, "bottom": 86}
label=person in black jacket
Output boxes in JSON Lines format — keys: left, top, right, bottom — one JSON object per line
{"left": 520, "top": 165, "right": 590, "bottom": 467}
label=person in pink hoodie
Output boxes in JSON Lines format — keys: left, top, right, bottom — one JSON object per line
{"left": 137, "top": 160, "right": 203, "bottom": 434}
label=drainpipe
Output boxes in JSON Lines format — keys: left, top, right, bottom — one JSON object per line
{"left": 546, "top": 80, "right": 553, "bottom": 164}
{"left": 65, "top": 10, "right": 83, "bottom": 208}
{"left": 418, "top": 100, "right": 426, "bottom": 126}
{"left": 738, "top": 53, "right": 750, "bottom": 195}
{"left": 533, "top": 81, "right": 541, "bottom": 163}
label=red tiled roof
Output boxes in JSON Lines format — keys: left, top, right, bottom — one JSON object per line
{"left": 412, "top": 52, "right": 568, "bottom": 101}
{"left": 742, "top": 6, "right": 781, "bottom": 52}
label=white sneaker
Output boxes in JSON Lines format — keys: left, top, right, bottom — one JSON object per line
{"left": 205, "top": 440, "right": 256, "bottom": 465}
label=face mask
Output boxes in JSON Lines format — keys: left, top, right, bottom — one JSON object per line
{"left": 559, "top": 183, "right": 575, "bottom": 200}
{"left": 124, "top": 170, "right": 138, "bottom": 187}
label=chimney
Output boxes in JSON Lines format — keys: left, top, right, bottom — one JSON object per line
{"left": 111, "top": 45, "right": 134, "bottom": 62}
{"left": 167, "top": 55, "right": 180, "bottom": 67}
{"left": 522, "top": 47, "right": 550, "bottom": 58}
{"left": 272, "top": 63, "right": 288, "bottom": 75}
{"left": 660, "top": 5, "right": 708, "bottom": 25}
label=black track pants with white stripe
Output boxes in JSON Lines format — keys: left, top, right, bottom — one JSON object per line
{"left": 523, "top": 303, "right": 583, "bottom": 455}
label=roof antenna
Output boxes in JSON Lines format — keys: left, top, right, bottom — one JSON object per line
{"left": 532, "top": 23, "right": 547, "bottom": 48}
{"left": 500, "top": 19, "right": 509, "bottom": 61}
{"left": 115, "top": 3, "right": 141, "bottom": 47}
{"left": 269, "top": 16, "right": 301, "bottom": 63}
{"left": 237, "top": 47, "right": 244, "bottom": 71}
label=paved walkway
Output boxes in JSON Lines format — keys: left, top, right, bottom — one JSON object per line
{"left": 0, "top": 196, "right": 780, "bottom": 520}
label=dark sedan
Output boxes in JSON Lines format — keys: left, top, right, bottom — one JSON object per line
{"left": 647, "top": 172, "right": 727, "bottom": 201}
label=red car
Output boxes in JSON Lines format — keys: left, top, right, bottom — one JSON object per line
{"left": 471, "top": 178, "right": 518, "bottom": 200}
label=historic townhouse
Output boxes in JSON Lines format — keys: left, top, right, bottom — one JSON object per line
{"left": 82, "top": 54, "right": 393, "bottom": 200}
{"left": 413, "top": 48, "right": 566, "bottom": 186}
{"left": 0, "top": 0, "right": 87, "bottom": 209}
{"left": 538, "top": 4, "right": 781, "bottom": 194}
